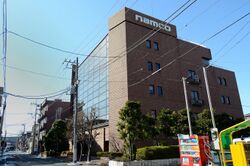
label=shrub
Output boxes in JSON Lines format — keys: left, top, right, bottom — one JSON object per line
{"left": 136, "top": 146, "right": 179, "bottom": 160}
{"left": 46, "top": 150, "right": 56, "bottom": 156}
{"left": 97, "top": 152, "right": 123, "bottom": 159}
{"left": 67, "top": 151, "right": 73, "bottom": 156}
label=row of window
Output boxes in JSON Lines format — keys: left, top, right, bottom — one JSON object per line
{"left": 149, "top": 84, "right": 163, "bottom": 96}
{"left": 147, "top": 61, "right": 161, "bottom": 71}
{"left": 221, "top": 96, "right": 231, "bottom": 105}
{"left": 218, "top": 77, "right": 227, "bottom": 86}
{"left": 186, "top": 90, "right": 232, "bottom": 105}
{"left": 146, "top": 40, "right": 159, "bottom": 50}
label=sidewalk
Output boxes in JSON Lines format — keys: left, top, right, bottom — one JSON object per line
{"left": 69, "top": 157, "right": 109, "bottom": 166}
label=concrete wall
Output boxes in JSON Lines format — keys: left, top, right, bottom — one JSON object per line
{"left": 109, "top": 159, "right": 180, "bottom": 166}
{"left": 108, "top": 8, "right": 128, "bottom": 151}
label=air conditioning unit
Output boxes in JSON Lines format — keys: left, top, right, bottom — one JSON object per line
{"left": 191, "top": 99, "right": 203, "bottom": 106}
{"left": 187, "top": 75, "right": 200, "bottom": 84}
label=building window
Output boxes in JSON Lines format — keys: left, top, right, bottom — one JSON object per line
{"left": 146, "top": 40, "right": 151, "bottom": 48}
{"left": 217, "top": 77, "right": 222, "bottom": 85}
{"left": 222, "top": 78, "right": 227, "bottom": 86}
{"left": 188, "top": 70, "right": 196, "bottom": 79}
{"left": 225, "top": 96, "right": 231, "bottom": 104}
{"left": 191, "top": 91, "right": 200, "bottom": 101}
{"left": 157, "top": 86, "right": 163, "bottom": 96}
{"left": 151, "top": 110, "right": 157, "bottom": 119}
{"left": 202, "top": 57, "right": 210, "bottom": 66}
{"left": 56, "top": 107, "right": 62, "bottom": 119}
{"left": 155, "top": 63, "right": 161, "bottom": 71}
{"left": 149, "top": 84, "right": 155, "bottom": 95}
{"left": 147, "top": 61, "right": 153, "bottom": 71}
{"left": 154, "top": 42, "right": 159, "bottom": 50}
{"left": 221, "top": 96, "right": 226, "bottom": 104}
{"left": 218, "top": 77, "right": 227, "bottom": 86}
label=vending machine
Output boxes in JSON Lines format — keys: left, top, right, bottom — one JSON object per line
{"left": 178, "top": 134, "right": 210, "bottom": 166}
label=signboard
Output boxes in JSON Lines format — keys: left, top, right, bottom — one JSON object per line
{"left": 135, "top": 14, "right": 171, "bottom": 32}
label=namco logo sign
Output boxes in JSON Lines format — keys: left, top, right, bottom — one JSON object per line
{"left": 135, "top": 14, "right": 171, "bottom": 32}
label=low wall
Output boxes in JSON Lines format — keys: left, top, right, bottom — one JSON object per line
{"left": 109, "top": 158, "right": 180, "bottom": 166}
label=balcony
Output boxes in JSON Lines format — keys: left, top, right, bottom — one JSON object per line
{"left": 191, "top": 99, "right": 203, "bottom": 106}
{"left": 186, "top": 75, "right": 200, "bottom": 85}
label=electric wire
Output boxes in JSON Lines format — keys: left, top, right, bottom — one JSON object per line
{"left": 56, "top": 0, "right": 136, "bottom": 79}
{"left": 5, "top": 87, "right": 70, "bottom": 100}
{"left": 3, "top": 0, "right": 195, "bottom": 84}
{"left": 211, "top": 31, "right": 250, "bottom": 65}
{"left": 74, "top": 0, "right": 129, "bottom": 54}
{"left": 77, "top": 0, "right": 198, "bottom": 81}
{"left": 181, "top": 0, "right": 221, "bottom": 30}
{"left": 0, "top": 63, "right": 70, "bottom": 80}
{"left": 128, "top": 11, "right": 250, "bottom": 87}
{"left": 7, "top": 30, "right": 117, "bottom": 58}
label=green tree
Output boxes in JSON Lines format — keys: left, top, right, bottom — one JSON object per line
{"left": 215, "top": 113, "right": 236, "bottom": 132}
{"left": 195, "top": 109, "right": 212, "bottom": 135}
{"left": 142, "top": 114, "right": 159, "bottom": 140}
{"left": 117, "top": 101, "right": 144, "bottom": 160}
{"left": 44, "top": 120, "right": 69, "bottom": 155}
{"left": 170, "top": 109, "right": 189, "bottom": 135}
{"left": 156, "top": 109, "right": 173, "bottom": 136}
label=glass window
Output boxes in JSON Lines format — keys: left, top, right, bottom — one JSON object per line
{"left": 191, "top": 91, "right": 199, "bottom": 101}
{"left": 146, "top": 40, "right": 151, "bottom": 48}
{"left": 221, "top": 96, "right": 226, "bottom": 104}
{"left": 157, "top": 86, "right": 163, "bottom": 96}
{"left": 222, "top": 78, "right": 227, "bottom": 86}
{"left": 149, "top": 84, "right": 155, "bottom": 95}
{"left": 154, "top": 42, "right": 159, "bottom": 50}
{"left": 151, "top": 110, "right": 157, "bottom": 119}
{"left": 202, "top": 57, "right": 210, "bottom": 66}
{"left": 226, "top": 96, "right": 231, "bottom": 104}
{"left": 147, "top": 61, "right": 153, "bottom": 71}
{"left": 217, "top": 77, "right": 222, "bottom": 85}
{"left": 188, "top": 70, "right": 196, "bottom": 79}
{"left": 155, "top": 63, "right": 161, "bottom": 71}
{"left": 218, "top": 77, "right": 227, "bottom": 86}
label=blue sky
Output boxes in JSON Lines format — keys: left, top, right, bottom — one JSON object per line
{"left": 0, "top": 0, "right": 250, "bottom": 136}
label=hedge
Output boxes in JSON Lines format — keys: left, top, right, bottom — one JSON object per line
{"left": 97, "top": 152, "right": 123, "bottom": 159}
{"left": 136, "top": 146, "right": 179, "bottom": 160}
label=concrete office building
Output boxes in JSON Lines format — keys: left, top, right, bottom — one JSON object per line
{"left": 78, "top": 8, "right": 244, "bottom": 151}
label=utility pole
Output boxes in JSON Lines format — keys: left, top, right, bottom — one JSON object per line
{"left": 37, "top": 108, "right": 42, "bottom": 154}
{"left": 182, "top": 77, "right": 193, "bottom": 136}
{"left": 0, "top": 0, "right": 7, "bottom": 148}
{"left": 31, "top": 103, "right": 39, "bottom": 154}
{"left": 73, "top": 57, "right": 79, "bottom": 163}
{"left": 22, "top": 124, "right": 26, "bottom": 134}
{"left": 203, "top": 67, "right": 221, "bottom": 152}
{"left": 64, "top": 57, "right": 79, "bottom": 163}
{"left": 202, "top": 67, "right": 216, "bottom": 128}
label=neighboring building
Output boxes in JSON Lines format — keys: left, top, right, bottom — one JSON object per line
{"left": 17, "top": 132, "right": 31, "bottom": 152}
{"left": 245, "top": 113, "right": 250, "bottom": 120}
{"left": 5, "top": 137, "right": 18, "bottom": 147}
{"left": 77, "top": 8, "right": 244, "bottom": 152}
{"left": 38, "top": 99, "right": 71, "bottom": 141}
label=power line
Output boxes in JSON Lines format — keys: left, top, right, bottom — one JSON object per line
{"left": 7, "top": 30, "right": 116, "bottom": 58}
{"left": 128, "top": 10, "right": 250, "bottom": 87}
{"left": 78, "top": 0, "right": 197, "bottom": 80}
{"left": 73, "top": 0, "right": 124, "bottom": 54}
{"left": 0, "top": 63, "right": 70, "bottom": 80}
{"left": 5, "top": 87, "right": 70, "bottom": 100}
{"left": 212, "top": 30, "right": 250, "bottom": 65}
{"left": 181, "top": 0, "right": 221, "bottom": 29}
{"left": 213, "top": 21, "right": 249, "bottom": 57}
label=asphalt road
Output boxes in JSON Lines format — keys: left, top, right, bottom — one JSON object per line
{"left": 0, "top": 151, "right": 72, "bottom": 166}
